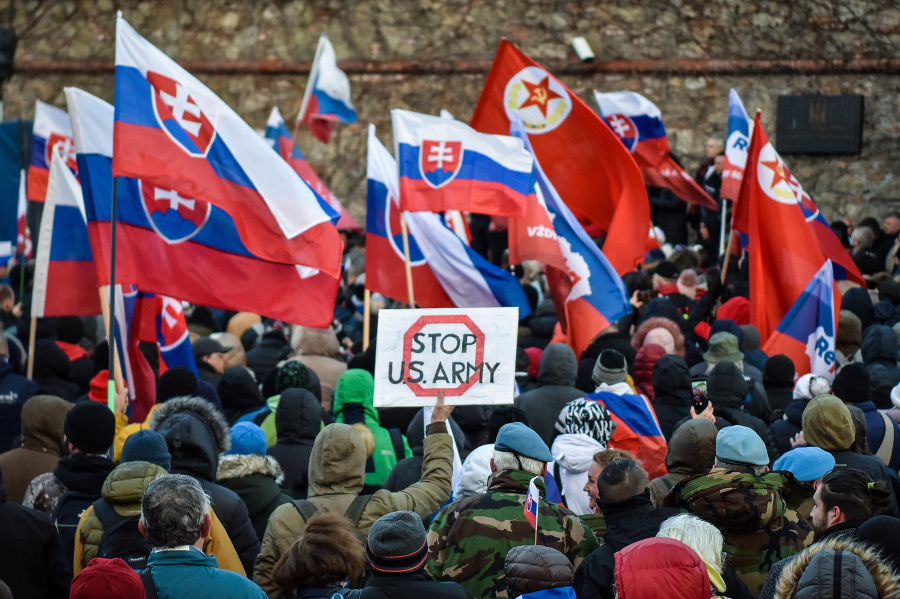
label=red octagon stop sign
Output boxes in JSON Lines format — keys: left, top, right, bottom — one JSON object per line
{"left": 402, "top": 315, "right": 485, "bottom": 397}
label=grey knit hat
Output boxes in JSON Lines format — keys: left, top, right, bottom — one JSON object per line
{"left": 592, "top": 349, "right": 627, "bottom": 386}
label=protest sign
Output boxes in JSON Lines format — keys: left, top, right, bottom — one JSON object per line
{"left": 373, "top": 307, "right": 518, "bottom": 407}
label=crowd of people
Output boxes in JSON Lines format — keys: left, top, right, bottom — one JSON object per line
{"left": 2, "top": 207, "right": 900, "bottom": 599}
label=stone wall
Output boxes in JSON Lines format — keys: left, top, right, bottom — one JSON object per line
{"left": 4, "top": 0, "right": 899, "bottom": 223}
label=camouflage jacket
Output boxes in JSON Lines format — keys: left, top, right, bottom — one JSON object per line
{"left": 661, "top": 468, "right": 814, "bottom": 596}
{"left": 426, "top": 469, "right": 599, "bottom": 599}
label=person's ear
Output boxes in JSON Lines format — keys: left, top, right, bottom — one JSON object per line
{"left": 541, "top": 463, "right": 548, "bottom": 477}
{"left": 200, "top": 512, "right": 212, "bottom": 539}
{"left": 138, "top": 519, "right": 150, "bottom": 540}
{"left": 489, "top": 458, "right": 497, "bottom": 473}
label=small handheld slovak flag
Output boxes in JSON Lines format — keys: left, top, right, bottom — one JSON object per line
{"left": 525, "top": 476, "right": 540, "bottom": 532}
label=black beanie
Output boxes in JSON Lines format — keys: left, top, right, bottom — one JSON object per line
{"left": 217, "top": 367, "right": 262, "bottom": 410}
{"left": 831, "top": 363, "right": 871, "bottom": 405}
{"left": 366, "top": 511, "right": 428, "bottom": 573}
{"left": 65, "top": 402, "right": 116, "bottom": 452}
{"left": 55, "top": 316, "right": 86, "bottom": 344}
{"left": 762, "top": 354, "right": 795, "bottom": 389}
{"left": 156, "top": 366, "right": 199, "bottom": 403}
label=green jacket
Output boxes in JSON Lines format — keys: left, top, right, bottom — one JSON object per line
{"left": 662, "top": 468, "right": 814, "bottom": 595}
{"left": 427, "top": 469, "right": 600, "bottom": 599}
{"left": 332, "top": 369, "right": 412, "bottom": 486}
{"left": 253, "top": 421, "right": 452, "bottom": 599}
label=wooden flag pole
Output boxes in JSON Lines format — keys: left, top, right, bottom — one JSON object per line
{"left": 362, "top": 288, "right": 371, "bottom": 351}
{"left": 399, "top": 212, "right": 416, "bottom": 307}
{"left": 721, "top": 231, "right": 737, "bottom": 286}
{"left": 25, "top": 316, "right": 36, "bottom": 379}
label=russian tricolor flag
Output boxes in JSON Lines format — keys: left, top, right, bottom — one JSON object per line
{"left": 721, "top": 89, "right": 751, "bottom": 202}
{"left": 112, "top": 16, "right": 342, "bottom": 276}
{"left": 595, "top": 91, "right": 717, "bottom": 210}
{"left": 264, "top": 106, "right": 360, "bottom": 231}
{"left": 68, "top": 87, "right": 340, "bottom": 328}
{"left": 762, "top": 260, "right": 839, "bottom": 382}
{"left": 31, "top": 152, "right": 101, "bottom": 318}
{"left": 297, "top": 33, "right": 357, "bottom": 143}
{"left": 586, "top": 391, "right": 668, "bottom": 479}
{"left": 27, "top": 100, "right": 78, "bottom": 203}
{"left": 393, "top": 109, "right": 532, "bottom": 218}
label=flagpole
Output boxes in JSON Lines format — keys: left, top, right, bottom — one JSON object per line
{"left": 721, "top": 230, "right": 737, "bottom": 286}
{"left": 25, "top": 316, "right": 36, "bottom": 379}
{"left": 718, "top": 200, "right": 728, "bottom": 256}
{"left": 400, "top": 211, "right": 416, "bottom": 307}
{"left": 106, "top": 175, "right": 120, "bottom": 411}
{"left": 362, "top": 288, "right": 371, "bottom": 351}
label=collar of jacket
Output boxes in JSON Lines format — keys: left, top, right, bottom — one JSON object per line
{"left": 599, "top": 489, "right": 653, "bottom": 518}
{"left": 488, "top": 469, "right": 547, "bottom": 495}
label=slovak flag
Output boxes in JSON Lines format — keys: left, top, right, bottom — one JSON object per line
{"left": 594, "top": 91, "right": 717, "bottom": 210}
{"left": 393, "top": 109, "right": 532, "bottom": 218}
{"left": 297, "top": 33, "right": 357, "bottom": 143}
{"left": 112, "top": 16, "right": 343, "bottom": 276}
{"left": 509, "top": 117, "right": 632, "bottom": 357}
{"left": 264, "top": 106, "right": 361, "bottom": 231}
{"left": 365, "top": 124, "right": 453, "bottom": 308}
{"left": 721, "top": 89, "right": 752, "bottom": 201}
{"left": 470, "top": 40, "right": 649, "bottom": 275}
{"left": 525, "top": 476, "right": 540, "bottom": 530}
{"left": 27, "top": 100, "right": 78, "bottom": 203}
{"left": 733, "top": 113, "right": 829, "bottom": 343}
{"left": 68, "top": 87, "right": 340, "bottom": 328}
{"left": 16, "top": 169, "right": 32, "bottom": 260}
{"left": 31, "top": 152, "right": 101, "bottom": 318}
{"left": 762, "top": 261, "right": 839, "bottom": 382}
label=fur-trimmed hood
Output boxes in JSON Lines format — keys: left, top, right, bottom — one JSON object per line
{"left": 217, "top": 453, "right": 284, "bottom": 485}
{"left": 148, "top": 396, "right": 231, "bottom": 482}
{"left": 775, "top": 538, "right": 900, "bottom": 599}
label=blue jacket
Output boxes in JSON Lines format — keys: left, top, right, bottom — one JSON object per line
{"left": 855, "top": 400, "right": 900, "bottom": 471}
{"left": 143, "top": 546, "right": 266, "bottom": 599}
{"left": 0, "top": 361, "right": 38, "bottom": 451}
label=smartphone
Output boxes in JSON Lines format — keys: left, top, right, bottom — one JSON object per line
{"left": 691, "top": 377, "right": 709, "bottom": 414}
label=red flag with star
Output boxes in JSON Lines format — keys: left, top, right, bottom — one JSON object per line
{"left": 733, "top": 112, "right": 829, "bottom": 344}
{"left": 470, "top": 40, "right": 649, "bottom": 276}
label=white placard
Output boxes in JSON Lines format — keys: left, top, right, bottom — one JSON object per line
{"left": 374, "top": 307, "right": 518, "bottom": 407}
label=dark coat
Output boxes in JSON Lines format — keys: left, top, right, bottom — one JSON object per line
{"left": 355, "top": 571, "right": 472, "bottom": 599}
{"left": 708, "top": 362, "right": 779, "bottom": 463}
{"left": 650, "top": 355, "right": 693, "bottom": 441}
{"left": 216, "top": 454, "right": 293, "bottom": 543}
{"left": 770, "top": 399, "right": 808, "bottom": 456}
{"left": 577, "top": 331, "right": 637, "bottom": 393}
{"left": 514, "top": 344, "right": 585, "bottom": 447}
{"left": 267, "top": 389, "right": 321, "bottom": 499}
{"left": 0, "top": 474, "right": 70, "bottom": 599}
{"left": 245, "top": 333, "right": 292, "bottom": 382}
{"left": 383, "top": 409, "right": 464, "bottom": 493}
{"left": 0, "top": 361, "right": 38, "bottom": 452}
{"left": 150, "top": 396, "right": 261, "bottom": 575}
{"left": 648, "top": 418, "right": 718, "bottom": 506}
{"left": 861, "top": 325, "right": 900, "bottom": 409}
{"left": 853, "top": 400, "right": 900, "bottom": 471}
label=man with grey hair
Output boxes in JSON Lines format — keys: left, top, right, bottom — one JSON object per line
{"left": 139, "top": 474, "right": 266, "bottom": 598}
{"left": 427, "top": 422, "right": 599, "bottom": 598}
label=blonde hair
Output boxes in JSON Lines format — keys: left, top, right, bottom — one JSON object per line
{"left": 351, "top": 423, "right": 375, "bottom": 457}
{"left": 657, "top": 513, "right": 724, "bottom": 572}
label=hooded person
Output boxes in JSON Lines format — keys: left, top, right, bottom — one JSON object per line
{"left": 706, "top": 361, "right": 778, "bottom": 463}
{"left": 762, "top": 355, "right": 796, "bottom": 415}
{"left": 148, "top": 396, "right": 260, "bottom": 575}
{"left": 857, "top": 514, "right": 900, "bottom": 572}
{"left": 505, "top": 545, "right": 575, "bottom": 599}
{"left": 836, "top": 310, "right": 863, "bottom": 370}
{"left": 770, "top": 374, "right": 831, "bottom": 456}
{"left": 842, "top": 287, "right": 875, "bottom": 331}
{"left": 832, "top": 363, "right": 900, "bottom": 471}
{"left": 72, "top": 429, "right": 244, "bottom": 576}
{"left": 288, "top": 325, "right": 348, "bottom": 410}
{"left": 860, "top": 324, "right": 900, "bottom": 409}
{"left": 514, "top": 343, "right": 586, "bottom": 448}
{"left": 632, "top": 343, "right": 667, "bottom": 400}
{"left": 266, "top": 389, "right": 322, "bottom": 499}
{"left": 651, "top": 355, "right": 694, "bottom": 441}
{"left": 54, "top": 316, "right": 93, "bottom": 394}
{"left": 254, "top": 360, "right": 326, "bottom": 447}
{"left": 614, "top": 537, "right": 713, "bottom": 599}
{"left": 254, "top": 398, "right": 455, "bottom": 599}
{"left": 383, "top": 409, "right": 465, "bottom": 493}
{"left": 551, "top": 399, "right": 617, "bottom": 515}
{"left": 217, "top": 366, "right": 265, "bottom": 426}
{"left": 216, "top": 422, "right": 293, "bottom": 543}
{"left": 692, "top": 331, "right": 770, "bottom": 421}
{"left": 648, "top": 419, "right": 718, "bottom": 507}
{"left": 631, "top": 316, "right": 686, "bottom": 358}
{"left": 245, "top": 328, "right": 292, "bottom": 383}
{"left": 32, "top": 338, "right": 80, "bottom": 401}
{"left": 0, "top": 394, "right": 72, "bottom": 504}
{"left": 332, "top": 369, "right": 412, "bottom": 487}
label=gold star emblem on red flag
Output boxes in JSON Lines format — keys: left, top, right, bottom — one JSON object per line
{"left": 760, "top": 158, "right": 790, "bottom": 190}
{"left": 518, "top": 76, "right": 562, "bottom": 118}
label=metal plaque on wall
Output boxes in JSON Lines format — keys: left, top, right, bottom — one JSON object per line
{"left": 776, "top": 95, "right": 864, "bottom": 155}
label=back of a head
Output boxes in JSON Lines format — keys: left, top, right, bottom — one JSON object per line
{"left": 707, "top": 360, "right": 748, "bottom": 408}
{"left": 493, "top": 422, "right": 553, "bottom": 475}
{"left": 592, "top": 348, "right": 628, "bottom": 387}
{"left": 55, "top": 316, "right": 85, "bottom": 345}
{"left": 366, "top": 510, "right": 428, "bottom": 575}
{"left": 538, "top": 343, "right": 577, "bottom": 386}
{"left": 657, "top": 513, "right": 724, "bottom": 574}
{"left": 273, "top": 511, "right": 365, "bottom": 590}
{"left": 802, "top": 394, "right": 855, "bottom": 451}
{"left": 555, "top": 399, "right": 616, "bottom": 447}
{"left": 856, "top": 515, "right": 900, "bottom": 572}
{"left": 308, "top": 423, "right": 367, "bottom": 495}
{"left": 65, "top": 401, "right": 116, "bottom": 453}
{"left": 784, "top": 547, "right": 878, "bottom": 599}
{"left": 819, "top": 468, "right": 892, "bottom": 522}
{"left": 615, "top": 537, "right": 710, "bottom": 599}
{"left": 763, "top": 354, "right": 796, "bottom": 390}
{"left": 140, "top": 474, "right": 210, "bottom": 548}
{"left": 831, "top": 363, "right": 871, "bottom": 405}
{"left": 597, "top": 459, "right": 649, "bottom": 506}
{"left": 156, "top": 366, "right": 198, "bottom": 403}
{"left": 217, "top": 366, "right": 263, "bottom": 411}
{"left": 120, "top": 429, "right": 171, "bottom": 471}
{"left": 505, "top": 545, "right": 574, "bottom": 599}
{"left": 70, "top": 557, "right": 144, "bottom": 599}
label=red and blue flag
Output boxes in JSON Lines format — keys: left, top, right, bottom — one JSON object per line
{"left": 112, "top": 16, "right": 342, "bottom": 276}
{"left": 27, "top": 100, "right": 78, "bottom": 203}
{"left": 67, "top": 87, "right": 340, "bottom": 328}
{"left": 721, "top": 89, "right": 751, "bottom": 201}
{"left": 762, "top": 260, "right": 839, "bottom": 381}
{"left": 594, "top": 91, "right": 717, "bottom": 210}
{"left": 393, "top": 109, "right": 531, "bottom": 218}
{"left": 297, "top": 33, "right": 357, "bottom": 143}
{"left": 586, "top": 391, "right": 667, "bottom": 479}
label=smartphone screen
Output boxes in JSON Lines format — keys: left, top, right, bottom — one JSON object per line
{"left": 691, "top": 378, "right": 707, "bottom": 397}
{"left": 691, "top": 378, "right": 709, "bottom": 413}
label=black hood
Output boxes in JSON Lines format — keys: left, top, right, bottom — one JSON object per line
{"left": 537, "top": 343, "right": 577, "bottom": 386}
{"left": 708, "top": 361, "right": 748, "bottom": 410}
{"left": 32, "top": 339, "right": 72, "bottom": 380}
{"left": 783, "top": 398, "right": 810, "bottom": 427}
{"left": 861, "top": 324, "right": 898, "bottom": 366}
{"left": 404, "top": 409, "right": 466, "bottom": 454}
{"left": 149, "top": 396, "right": 231, "bottom": 481}
{"left": 53, "top": 452, "right": 115, "bottom": 494}
{"left": 275, "top": 388, "right": 322, "bottom": 445}
{"left": 652, "top": 355, "right": 692, "bottom": 407}
{"left": 842, "top": 288, "right": 874, "bottom": 330}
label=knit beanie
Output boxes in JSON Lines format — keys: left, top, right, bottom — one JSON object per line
{"left": 120, "top": 429, "right": 171, "bottom": 471}
{"left": 555, "top": 398, "right": 617, "bottom": 446}
{"left": 830, "top": 363, "right": 871, "bottom": 405}
{"left": 716, "top": 297, "right": 750, "bottom": 326}
{"left": 55, "top": 316, "right": 86, "bottom": 344}
{"left": 217, "top": 366, "right": 263, "bottom": 410}
{"left": 225, "top": 422, "right": 267, "bottom": 456}
{"left": 156, "top": 366, "right": 198, "bottom": 403}
{"left": 762, "top": 355, "right": 795, "bottom": 390}
{"left": 836, "top": 310, "right": 862, "bottom": 357}
{"left": 739, "top": 324, "right": 761, "bottom": 352}
{"left": 275, "top": 360, "right": 311, "bottom": 395}
{"left": 802, "top": 394, "right": 855, "bottom": 451}
{"left": 65, "top": 401, "right": 116, "bottom": 452}
{"left": 366, "top": 511, "right": 428, "bottom": 573}
{"left": 88, "top": 369, "right": 109, "bottom": 404}
{"left": 592, "top": 349, "right": 627, "bottom": 386}
{"left": 70, "top": 558, "right": 144, "bottom": 599}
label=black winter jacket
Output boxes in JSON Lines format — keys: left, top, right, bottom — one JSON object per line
{"left": 268, "top": 389, "right": 321, "bottom": 499}
{"left": 861, "top": 324, "right": 900, "bottom": 409}
{"left": 650, "top": 355, "right": 693, "bottom": 441}
{"left": 708, "top": 362, "right": 779, "bottom": 462}
{"left": 514, "top": 344, "right": 585, "bottom": 447}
